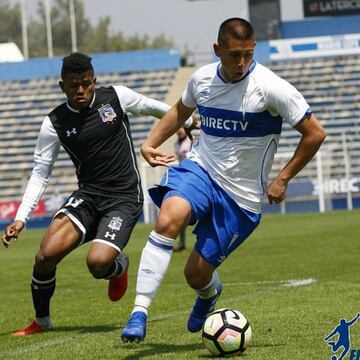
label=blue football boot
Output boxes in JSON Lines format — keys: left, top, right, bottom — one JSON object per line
{"left": 187, "top": 282, "right": 223, "bottom": 333}
{"left": 121, "top": 311, "right": 147, "bottom": 342}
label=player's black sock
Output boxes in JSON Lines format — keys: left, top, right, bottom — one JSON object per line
{"left": 104, "top": 259, "right": 123, "bottom": 279}
{"left": 31, "top": 266, "right": 56, "bottom": 318}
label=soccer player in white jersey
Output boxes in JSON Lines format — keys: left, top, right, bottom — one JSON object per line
{"left": 121, "top": 18, "right": 326, "bottom": 342}
{"left": 1, "top": 52, "right": 194, "bottom": 336}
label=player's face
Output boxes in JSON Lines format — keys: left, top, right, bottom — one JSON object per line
{"left": 214, "top": 37, "right": 255, "bottom": 82}
{"left": 60, "top": 70, "right": 96, "bottom": 110}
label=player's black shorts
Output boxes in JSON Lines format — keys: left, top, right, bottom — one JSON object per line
{"left": 54, "top": 190, "right": 143, "bottom": 252}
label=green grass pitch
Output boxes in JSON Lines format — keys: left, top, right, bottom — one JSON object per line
{"left": 0, "top": 210, "right": 359, "bottom": 359}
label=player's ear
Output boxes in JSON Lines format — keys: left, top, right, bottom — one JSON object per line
{"left": 93, "top": 77, "right": 97, "bottom": 84}
{"left": 213, "top": 43, "right": 220, "bottom": 57}
{"left": 59, "top": 80, "right": 65, "bottom": 92}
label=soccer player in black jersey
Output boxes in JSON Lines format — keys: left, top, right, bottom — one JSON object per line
{"left": 1, "top": 52, "right": 194, "bottom": 336}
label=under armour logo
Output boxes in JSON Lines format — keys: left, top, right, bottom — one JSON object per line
{"left": 104, "top": 231, "right": 116, "bottom": 240}
{"left": 65, "top": 197, "right": 83, "bottom": 208}
{"left": 66, "top": 128, "right": 77, "bottom": 137}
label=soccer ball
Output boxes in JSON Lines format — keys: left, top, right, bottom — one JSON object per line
{"left": 202, "top": 308, "right": 252, "bottom": 357}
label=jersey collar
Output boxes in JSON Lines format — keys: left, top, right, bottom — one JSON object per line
{"left": 217, "top": 61, "right": 256, "bottom": 84}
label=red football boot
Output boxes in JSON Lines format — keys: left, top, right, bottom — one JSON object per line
{"left": 12, "top": 320, "right": 49, "bottom": 336}
{"left": 108, "top": 253, "right": 129, "bottom": 302}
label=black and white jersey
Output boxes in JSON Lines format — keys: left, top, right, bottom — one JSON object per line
{"left": 15, "top": 85, "right": 175, "bottom": 222}
{"left": 49, "top": 86, "right": 141, "bottom": 200}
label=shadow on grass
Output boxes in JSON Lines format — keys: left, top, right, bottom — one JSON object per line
{"left": 118, "top": 342, "right": 202, "bottom": 359}
{"left": 55, "top": 324, "right": 119, "bottom": 334}
{"left": 118, "top": 341, "right": 285, "bottom": 359}
{"left": 196, "top": 342, "right": 286, "bottom": 358}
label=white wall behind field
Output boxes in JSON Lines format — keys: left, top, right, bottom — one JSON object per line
{"left": 280, "top": 0, "right": 304, "bottom": 20}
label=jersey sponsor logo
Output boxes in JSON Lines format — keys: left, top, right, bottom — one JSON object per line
{"left": 66, "top": 128, "right": 77, "bottom": 137}
{"left": 198, "top": 105, "right": 282, "bottom": 137}
{"left": 108, "top": 216, "right": 123, "bottom": 231}
{"left": 98, "top": 103, "right": 117, "bottom": 123}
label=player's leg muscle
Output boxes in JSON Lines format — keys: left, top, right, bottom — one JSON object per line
{"left": 184, "top": 249, "right": 215, "bottom": 289}
{"left": 154, "top": 196, "right": 192, "bottom": 238}
{"left": 35, "top": 213, "right": 82, "bottom": 272}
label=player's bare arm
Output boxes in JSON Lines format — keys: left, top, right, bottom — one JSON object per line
{"left": 141, "top": 99, "right": 195, "bottom": 167}
{"left": 267, "top": 114, "right": 326, "bottom": 204}
{"left": 1, "top": 220, "right": 25, "bottom": 248}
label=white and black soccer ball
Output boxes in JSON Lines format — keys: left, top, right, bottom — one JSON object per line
{"left": 202, "top": 308, "right": 252, "bottom": 357}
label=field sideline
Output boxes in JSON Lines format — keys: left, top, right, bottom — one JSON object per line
{"left": 0, "top": 210, "right": 359, "bottom": 359}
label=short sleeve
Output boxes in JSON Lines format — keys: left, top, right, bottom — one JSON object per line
{"left": 181, "top": 75, "right": 197, "bottom": 109}
{"left": 266, "top": 76, "right": 311, "bottom": 128}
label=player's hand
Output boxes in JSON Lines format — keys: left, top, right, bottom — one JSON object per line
{"left": 1, "top": 220, "right": 25, "bottom": 248}
{"left": 141, "top": 144, "right": 176, "bottom": 167}
{"left": 266, "top": 178, "right": 288, "bottom": 205}
{"left": 184, "top": 116, "right": 200, "bottom": 142}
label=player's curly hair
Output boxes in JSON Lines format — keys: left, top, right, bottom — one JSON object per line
{"left": 61, "top": 52, "right": 94, "bottom": 79}
{"left": 217, "top": 18, "right": 255, "bottom": 45}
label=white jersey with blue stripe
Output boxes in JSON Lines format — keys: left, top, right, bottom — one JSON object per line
{"left": 182, "top": 61, "right": 311, "bottom": 213}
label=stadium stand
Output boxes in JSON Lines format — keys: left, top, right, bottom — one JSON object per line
{"left": 0, "top": 50, "right": 180, "bottom": 219}
{"left": 0, "top": 48, "right": 359, "bottom": 222}
{"left": 264, "top": 54, "right": 360, "bottom": 212}
{"left": 268, "top": 55, "right": 360, "bottom": 170}
{"left": 0, "top": 68, "right": 177, "bottom": 200}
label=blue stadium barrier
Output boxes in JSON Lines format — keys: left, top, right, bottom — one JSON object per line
{"left": 0, "top": 48, "right": 181, "bottom": 81}
{"left": 254, "top": 41, "right": 271, "bottom": 64}
{"left": 281, "top": 15, "right": 360, "bottom": 39}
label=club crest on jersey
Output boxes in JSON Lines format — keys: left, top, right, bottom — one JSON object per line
{"left": 98, "top": 104, "right": 117, "bottom": 123}
{"left": 108, "top": 216, "right": 123, "bottom": 231}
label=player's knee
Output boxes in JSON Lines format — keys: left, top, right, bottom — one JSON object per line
{"left": 35, "top": 249, "right": 57, "bottom": 270}
{"left": 86, "top": 253, "right": 111, "bottom": 279}
{"left": 155, "top": 213, "right": 183, "bottom": 238}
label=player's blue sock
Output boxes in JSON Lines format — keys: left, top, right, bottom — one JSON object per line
{"left": 187, "top": 271, "right": 222, "bottom": 333}
{"left": 121, "top": 311, "right": 147, "bottom": 342}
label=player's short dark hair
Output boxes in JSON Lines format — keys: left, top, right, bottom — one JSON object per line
{"left": 61, "top": 52, "right": 94, "bottom": 79}
{"left": 217, "top": 18, "right": 255, "bottom": 45}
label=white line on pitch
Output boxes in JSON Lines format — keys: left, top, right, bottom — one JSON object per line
{"left": 0, "top": 336, "right": 76, "bottom": 357}
{"left": 165, "top": 278, "right": 317, "bottom": 288}
{"left": 224, "top": 278, "right": 317, "bottom": 287}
